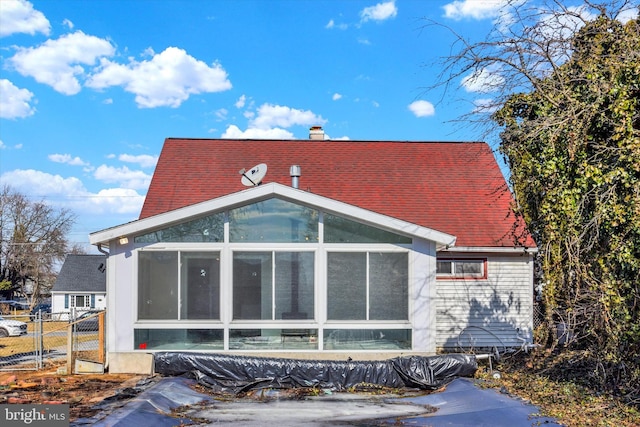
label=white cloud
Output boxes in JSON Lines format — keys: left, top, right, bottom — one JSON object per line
{"left": 0, "top": 140, "right": 5, "bottom": 149}
{"left": 408, "top": 100, "right": 435, "bottom": 117}
{"left": 361, "top": 1, "right": 397, "bottom": 22}
{"left": 235, "top": 94, "right": 246, "bottom": 108}
{"left": 0, "top": 0, "right": 50, "bottom": 37}
{"left": 93, "top": 164, "right": 151, "bottom": 190}
{"left": 618, "top": 7, "right": 639, "bottom": 23}
{"left": 443, "top": 0, "right": 507, "bottom": 20}
{"left": 90, "top": 187, "right": 145, "bottom": 215}
{"left": 1, "top": 169, "right": 85, "bottom": 197}
{"left": 326, "top": 19, "right": 348, "bottom": 30}
{"left": 0, "top": 169, "right": 144, "bottom": 215}
{"left": 215, "top": 108, "right": 228, "bottom": 121}
{"left": 8, "top": 31, "right": 115, "bottom": 95}
{"left": 221, "top": 124, "right": 294, "bottom": 139}
{"left": 332, "top": 93, "right": 342, "bottom": 101}
{"left": 250, "top": 103, "right": 326, "bottom": 130}
{"left": 118, "top": 154, "right": 158, "bottom": 168}
{"left": 48, "top": 153, "right": 89, "bottom": 166}
{"left": 62, "top": 18, "right": 74, "bottom": 29}
{"left": 461, "top": 67, "right": 505, "bottom": 93}
{"left": 86, "top": 47, "right": 232, "bottom": 108}
{"left": 0, "top": 79, "right": 35, "bottom": 119}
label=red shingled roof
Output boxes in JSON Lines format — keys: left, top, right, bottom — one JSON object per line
{"left": 140, "top": 138, "right": 536, "bottom": 248}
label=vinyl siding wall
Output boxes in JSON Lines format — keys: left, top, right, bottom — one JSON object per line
{"left": 435, "top": 253, "right": 534, "bottom": 350}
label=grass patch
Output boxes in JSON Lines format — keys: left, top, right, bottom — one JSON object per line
{"left": 0, "top": 321, "right": 99, "bottom": 358}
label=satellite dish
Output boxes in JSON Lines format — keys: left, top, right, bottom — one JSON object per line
{"left": 239, "top": 163, "right": 267, "bottom": 186}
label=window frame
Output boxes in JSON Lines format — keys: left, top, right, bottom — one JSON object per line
{"left": 136, "top": 249, "right": 222, "bottom": 321}
{"left": 436, "top": 258, "right": 487, "bottom": 280}
{"left": 231, "top": 249, "right": 316, "bottom": 322}
{"left": 70, "top": 294, "right": 90, "bottom": 309}
{"left": 326, "top": 250, "right": 410, "bottom": 321}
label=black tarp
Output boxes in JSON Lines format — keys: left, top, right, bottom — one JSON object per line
{"left": 153, "top": 352, "right": 477, "bottom": 394}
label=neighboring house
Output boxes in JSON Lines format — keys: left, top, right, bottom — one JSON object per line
{"left": 90, "top": 129, "right": 537, "bottom": 372}
{"left": 51, "top": 254, "right": 107, "bottom": 320}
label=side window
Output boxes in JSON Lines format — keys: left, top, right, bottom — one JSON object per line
{"left": 436, "top": 259, "right": 486, "bottom": 279}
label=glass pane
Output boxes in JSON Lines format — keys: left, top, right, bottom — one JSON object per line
{"left": 324, "top": 214, "right": 411, "bottom": 244}
{"left": 229, "top": 329, "right": 318, "bottom": 350}
{"left": 436, "top": 260, "right": 452, "bottom": 274}
{"left": 135, "top": 212, "right": 225, "bottom": 243}
{"left": 229, "top": 198, "right": 318, "bottom": 243}
{"left": 134, "top": 329, "right": 223, "bottom": 350}
{"left": 370, "top": 253, "right": 408, "bottom": 320}
{"left": 233, "top": 252, "right": 272, "bottom": 320}
{"left": 324, "top": 329, "right": 411, "bottom": 350}
{"left": 180, "top": 252, "right": 220, "bottom": 320}
{"left": 138, "top": 252, "right": 178, "bottom": 320}
{"left": 456, "top": 261, "right": 483, "bottom": 275}
{"left": 327, "top": 252, "right": 366, "bottom": 320}
{"left": 275, "top": 252, "right": 315, "bottom": 320}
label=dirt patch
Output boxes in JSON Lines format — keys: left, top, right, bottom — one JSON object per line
{"left": 0, "top": 363, "right": 149, "bottom": 421}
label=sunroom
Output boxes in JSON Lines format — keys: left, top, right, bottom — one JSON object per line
{"left": 90, "top": 183, "right": 456, "bottom": 356}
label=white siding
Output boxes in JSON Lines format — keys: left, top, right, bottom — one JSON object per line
{"left": 50, "top": 292, "right": 107, "bottom": 321}
{"left": 436, "top": 253, "right": 534, "bottom": 350}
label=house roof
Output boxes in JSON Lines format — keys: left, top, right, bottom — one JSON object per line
{"left": 52, "top": 254, "right": 106, "bottom": 293}
{"left": 136, "top": 138, "right": 535, "bottom": 248}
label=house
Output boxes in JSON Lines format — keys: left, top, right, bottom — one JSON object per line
{"left": 51, "top": 254, "right": 107, "bottom": 320}
{"left": 89, "top": 128, "right": 537, "bottom": 373}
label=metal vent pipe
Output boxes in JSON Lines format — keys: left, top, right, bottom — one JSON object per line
{"left": 290, "top": 165, "right": 301, "bottom": 188}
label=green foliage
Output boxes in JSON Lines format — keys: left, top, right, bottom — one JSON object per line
{"left": 495, "top": 13, "right": 640, "bottom": 388}
{"left": 0, "top": 280, "right": 12, "bottom": 291}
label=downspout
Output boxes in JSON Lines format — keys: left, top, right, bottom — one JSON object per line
{"left": 97, "top": 243, "right": 109, "bottom": 256}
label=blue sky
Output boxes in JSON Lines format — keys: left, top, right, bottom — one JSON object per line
{"left": 1, "top": 0, "right": 634, "bottom": 252}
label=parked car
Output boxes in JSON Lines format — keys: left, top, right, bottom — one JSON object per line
{"left": 30, "top": 303, "right": 52, "bottom": 320}
{"left": 73, "top": 310, "right": 104, "bottom": 331}
{"left": 0, "top": 315, "right": 28, "bottom": 337}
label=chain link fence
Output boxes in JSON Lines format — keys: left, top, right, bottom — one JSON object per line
{"left": 0, "top": 310, "right": 105, "bottom": 372}
{"left": 68, "top": 310, "right": 105, "bottom": 372}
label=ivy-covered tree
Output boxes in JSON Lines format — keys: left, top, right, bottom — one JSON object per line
{"left": 0, "top": 185, "right": 80, "bottom": 304}
{"left": 495, "top": 9, "right": 639, "bottom": 371}
{"left": 427, "top": 0, "right": 639, "bottom": 398}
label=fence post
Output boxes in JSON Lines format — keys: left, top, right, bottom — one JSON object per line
{"left": 66, "top": 322, "right": 73, "bottom": 374}
{"left": 98, "top": 311, "right": 105, "bottom": 364}
{"left": 37, "top": 313, "right": 43, "bottom": 370}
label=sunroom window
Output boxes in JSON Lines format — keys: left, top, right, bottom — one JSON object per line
{"left": 327, "top": 252, "right": 408, "bottom": 320}
{"left": 134, "top": 212, "right": 224, "bottom": 243}
{"left": 138, "top": 251, "right": 220, "bottom": 320}
{"left": 324, "top": 214, "right": 411, "bottom": 243}
{"left": 229, "top": 198, "right": 319, "bottom": 243}
{"left": 233, "top": 251, "right": 315, "bottom": 320}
